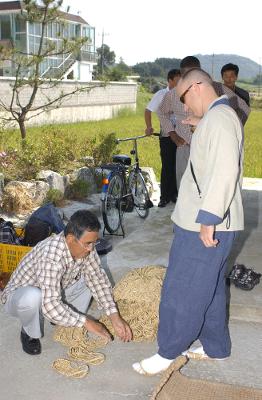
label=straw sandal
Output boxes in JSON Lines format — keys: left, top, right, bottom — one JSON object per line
{"left": 52, "top": 358, "right": 89, "bottom": 378}
{"left": 132, "top": 360, "right": 172, "bottom": 376}
{"left": 182, "top": 345, "right": 229, "bottom": 361}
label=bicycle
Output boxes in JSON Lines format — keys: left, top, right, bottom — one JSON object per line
{"left": 101, "top": 134, "right": 159, "bottom": 237}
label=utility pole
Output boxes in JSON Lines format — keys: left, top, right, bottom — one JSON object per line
{"left": 99, "top": 29, "right": 109, "bottom": 76}
{"left": 211, "top": 53, "right": 215, "bottom": 79}
{"left": 258, "top": 58, "right": 261, "bottom": 97}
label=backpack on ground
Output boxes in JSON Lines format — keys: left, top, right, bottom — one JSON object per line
{"left": 0, "top": 218, "right": 21, "bottom": 245}
{"left": 22, "top": 203, "right": 65, "bottom": 247}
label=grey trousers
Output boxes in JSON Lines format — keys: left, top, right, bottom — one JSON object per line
{"left": 4, "top": 277, "right": 91, "bottom": 339}
{"left": 176, "top": 144, "right": 190, "bottom": 189}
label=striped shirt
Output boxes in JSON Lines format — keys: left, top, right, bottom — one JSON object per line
{"left": 158, "top": 82, "right": 250, "bottom": 144}
{"left": 1, "top": 232, "right": 117, "bottom": 327}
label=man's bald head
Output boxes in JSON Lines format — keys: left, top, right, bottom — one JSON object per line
{"left": 177, "top": 68, "right": 213, "bottom": 95}
{"left": 176, "top": 68, "right": 218, "bottom": 116}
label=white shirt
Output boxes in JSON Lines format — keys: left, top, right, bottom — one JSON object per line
{"left": 146, "top": 87, "right": 169, "bottom": 112}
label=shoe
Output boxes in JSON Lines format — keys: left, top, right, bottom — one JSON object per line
{"left": 182, "top": 345, "right": 229, "bottom": 361}
{"left": 229, "top": 264, "right": 261, "bottom": 290}
{"left": 20, "top": 330, "right": 41, "bottom": 355}
{"left": 158, "top": 199, "right": 170, "bottom": 208}
{"left": 228, "top": 264, "right": 246, "bottom": 281}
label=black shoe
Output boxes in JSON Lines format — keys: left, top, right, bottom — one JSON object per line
{"left": 158, "top": 199, "right": 170, "bottom": 208}
{"left": 20, "top": 330, "right": 41, "bottom": 355}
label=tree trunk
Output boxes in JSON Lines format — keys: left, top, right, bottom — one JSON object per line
{"left": 18, "top": 118, "right": 26, "bottom": 140}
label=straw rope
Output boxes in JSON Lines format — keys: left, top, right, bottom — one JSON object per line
{"left": 52, "top": 265, "right": 166, "bottom": 377}
{"left": 100, "top": 266, "right": 166, "bottom": 341}
{"left": 151, "top": 356, "right": 188, "bottom": 400}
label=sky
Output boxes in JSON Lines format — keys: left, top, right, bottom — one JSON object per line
{"left": 62, "top": 0, "right": 261, "bottom": 66}
{"left": 0, "top": 0, "right": 260, "bottom": 65}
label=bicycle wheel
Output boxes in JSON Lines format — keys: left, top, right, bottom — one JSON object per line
{"left": 128, "top": 170, "right": 150, "bottom": 219}
{"left": 102, "top": 173, "right": 124, "bottom": 233}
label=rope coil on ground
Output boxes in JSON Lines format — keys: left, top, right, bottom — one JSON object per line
{"left": 52, "top": 358, "right": 89, "bottom": 378}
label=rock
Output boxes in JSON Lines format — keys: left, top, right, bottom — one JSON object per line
{"left": 37, "top": 170, "right": 68, "bottom": 194}
{"left": 72, "top": 167, "right": 97, "bottom": 193}
{"left": 141, "top": 167, "right": 160, "bottom": 205}
{"left": 2, "top": 180, "right": 49, "bottom": 213}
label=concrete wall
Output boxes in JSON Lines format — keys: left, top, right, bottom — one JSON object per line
{"left": 0, "top": 78, "right": 137, "bottom": 126}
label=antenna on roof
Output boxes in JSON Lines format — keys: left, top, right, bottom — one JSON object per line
{"left": 66, "top": 5, "right": 70, "bottom": 13}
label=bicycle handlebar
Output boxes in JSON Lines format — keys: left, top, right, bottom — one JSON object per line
{"left": 116, "top": 133, "right": 160, "bottom": 143}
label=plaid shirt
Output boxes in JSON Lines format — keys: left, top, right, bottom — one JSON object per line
{"left": 1, "top": 233, "right": 117, "bottom": 327}
{"left": 158, "top": 82, "right": 250, "bottom": 143}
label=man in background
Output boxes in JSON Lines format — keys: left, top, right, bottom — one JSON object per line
{"left": 145, "top": 69, "right": 181, "bottom": 207}
{"left": 221, "top": 63, "right": 250, "bottom": 106}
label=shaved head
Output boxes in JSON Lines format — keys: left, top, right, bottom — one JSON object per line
{"left": 178, "top": 68, "right": 213, "bottom": 91}
{"left": 176, "top": 68, "right": 218, "bottom": 116}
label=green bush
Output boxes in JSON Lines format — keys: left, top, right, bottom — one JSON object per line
{"left": 92, "top": 132, "right": 119, "bottom": 165}
{"left": 66, "top": 179, "right": 90, "bottom": 200}
{"left": 44, "top": 189, "right": 64, "bottom": 207}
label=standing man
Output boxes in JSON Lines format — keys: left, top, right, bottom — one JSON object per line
{"left": 221, "top": 63, "right": 250, "bottom": 106}
{"left": 2, "top": 210, "right": 132, "bottom": 355}
{"left": 158, "top": 56, "right": 201, "bottom": 188}
{"left": 145, "top": 69, "right": 181, "bottom": 207}
{"left": 158, "top": 56, "right": 250, "bottom": 189}
{"left": 133, "top": 68, "right": 244, "bottom": 375}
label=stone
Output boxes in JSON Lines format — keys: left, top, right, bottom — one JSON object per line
{"left": 37, "top": 170, "right": 68, "bottom": 194}
{"left": 2, "top": 180, "right": 49, "bottom": 213}
{"left": 141, "top": 167, "right": 160, "bottom": 204}
{"left": 72, "top": 167, "right": 97, "bottom": 193}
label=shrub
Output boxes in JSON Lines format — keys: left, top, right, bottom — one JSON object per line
{"left": 92, "top": 132, "right": 119, "bottom": 165}
{"left": 44, "top": 189, "right": 64, "bottom": 207}
{"left": 13, "top": 142, "right": 42, "bottom": 180}
{"left": 65, "top": 179, "right": 90, "bottom": 200}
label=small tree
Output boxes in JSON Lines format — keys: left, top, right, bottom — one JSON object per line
{"left": 95, "top": 43, "right": 116, "bottom": 77}
{"left": 0, "top": 0, "right": 100, "bottom": 139}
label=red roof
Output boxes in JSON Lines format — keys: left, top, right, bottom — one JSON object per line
{"left": 0, "top": 1, "right": 89, "bottom": 25}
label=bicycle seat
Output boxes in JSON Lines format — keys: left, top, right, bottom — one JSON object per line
{"left": 112, "top": 154, "right": 131, "bottom": 166}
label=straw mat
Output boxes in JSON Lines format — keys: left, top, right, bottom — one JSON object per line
{"left": 151, "top": 367, "right": 262, "bottom": 400}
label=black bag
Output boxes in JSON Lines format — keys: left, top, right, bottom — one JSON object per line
{"left": 22, "top": 218, "right": 52, "bottom": 247}
{"left": 22, "top": 203, "right": 65, "bottom": 247}
{"left": 0, "top": 218, "right": 21, "bottom": 245}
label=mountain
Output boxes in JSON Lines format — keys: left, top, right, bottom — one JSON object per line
{"left": 195, "top": 54, "right": 260, "bottom": 81}
{"left": 132, "top": 54, "right": 260, "bottom": 82}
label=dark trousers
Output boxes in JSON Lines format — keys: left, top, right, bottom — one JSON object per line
{"left": 159, "top": 137, "right": 177, "bottom": 201}
{"left": 158, "top": 225, "right": 236, "bottom": 360}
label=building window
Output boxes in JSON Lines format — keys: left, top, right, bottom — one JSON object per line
{"left": 0, "top": 15, "right": 11, "bottom": 39}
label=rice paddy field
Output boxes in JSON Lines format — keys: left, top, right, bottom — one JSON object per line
{"left": 1, "top": 90, "right": 261, "bottom": 180}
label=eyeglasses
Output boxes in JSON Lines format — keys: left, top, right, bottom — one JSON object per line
{"left": 180, "top": 82, "right": 202, "bottom": 104}
{"left": 75, "top": 238, "right": 100, "bottom": 250}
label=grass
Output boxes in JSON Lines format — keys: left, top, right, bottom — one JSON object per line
{"left": 0, "top": 88, "right": 261, "bottom": 180}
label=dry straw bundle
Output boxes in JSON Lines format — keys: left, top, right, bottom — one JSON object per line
{"left": 100, "top": 265, "right": 166, "bottom": 341}
{"left": 3, "top": 185, "right": 34, "bottom": 213}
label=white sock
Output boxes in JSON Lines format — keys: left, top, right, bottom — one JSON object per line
{"left": 132, "top": 353, "right": 174, "bottom": 375}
